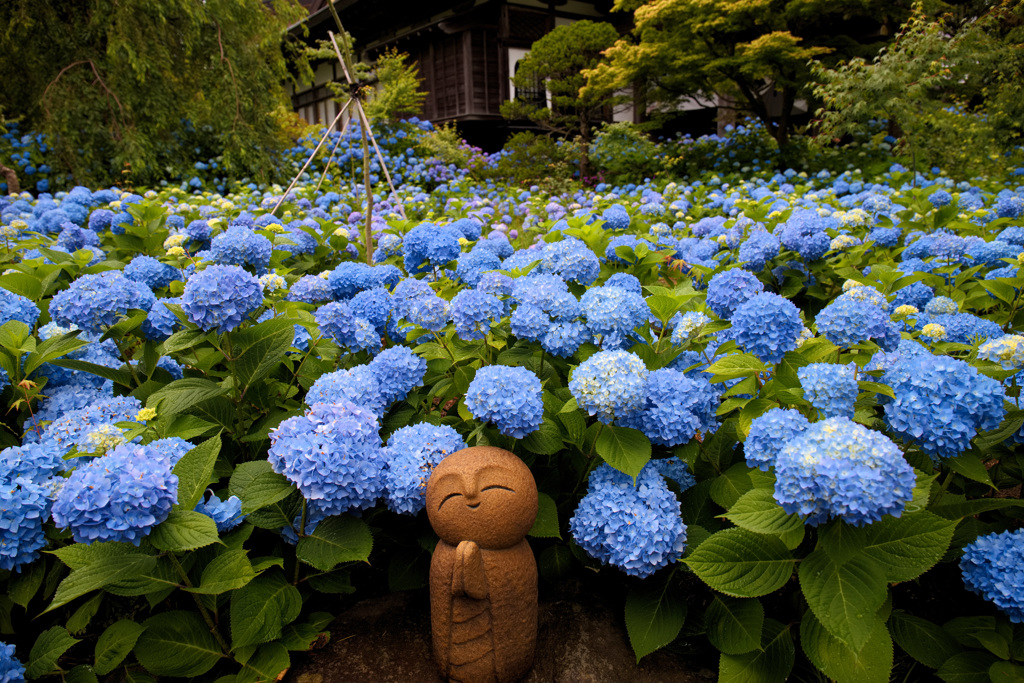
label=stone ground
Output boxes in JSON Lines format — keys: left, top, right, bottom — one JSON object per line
{"left": 286, "top": 590, "right": 715, "bottom": 683}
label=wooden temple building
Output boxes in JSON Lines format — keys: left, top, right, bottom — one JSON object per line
{"left": 287, "top": 0, "right": 630, "bottom": 149}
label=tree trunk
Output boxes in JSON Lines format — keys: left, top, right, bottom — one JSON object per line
{"left": 579, "top": 116, "right": 590, "bottom": 182}
{"left": 0, "top": 164, "right": 19, "bottom": 194}
{"left": 776, "top": 85, "right": 795, "bottom": 150}
{"left": 717, "top": 93, "right": 737, "bottom": 136}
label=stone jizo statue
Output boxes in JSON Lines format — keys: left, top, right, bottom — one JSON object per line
{"left": 425, "top": 446, "right": 538, "bottom": 683}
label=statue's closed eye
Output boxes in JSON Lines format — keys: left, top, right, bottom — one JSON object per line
{"left": 438, "top": 492, "right": 463, "bottom": 510}
{"left": 482, "top": 484, "right": 515, "bottom": 493}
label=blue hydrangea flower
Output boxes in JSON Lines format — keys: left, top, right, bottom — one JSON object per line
{"left": 391, "top": 277, "right": 435, "bottom": 315}
{"left": 26, "top": 381, "right": 110, "bottom": 437}
{"left": 465, "top": 365, "right": 543, "bottom": 438}
{"left": 478, "top": 233, "right": 515, "bottom": 260}
{"left": 570, "top": 350, "right": 649, "bottom": 424}
{"left": 929, "top": 190, "right": 952, "bottom": 207}
{"left": 650, "top": 458, "right": 696, "bottom": 492}
{"left": 281, "top": 226, "right": 317, "bottom": 256}
{"left": 149, "top": 436, "right": 193, "bottom": 467}
{"left": 383, "top": 423, "right": 465, "bottom": 515}
{"left": 180, "top": 265, "right": 263, "bottom": 333}
{"left": 367, "top": 346, "right": 427, "bottom": 405}
{"left": 407, "top": 294, "right": 450, "bottom": 332}
{"left": 979, "top": 334, "right": 1024, "bottom": 370}
{"left": 798, "top": 363, "right": 858, "bottom": 418}
{"left": 185, "top": 219, "right": 212, "bottom": 246}
{"left": 55, "top": 223, "right": 99, "bottom": 251}
{"left": 925, "top": 296, "right": 958, "bottom": 317}
{"left": 604, "top": 273, "right": 643, "bottom": 297}
{"left": 511, "top": 304, "right": 551, "bottom": 342}
{"left": 867, "top": 227, "right": 901, "bottom": 247}
{"left": 538, "top": 237, "right": 600, "bottom": 286}
{"left": 739, "top": 229, "right": 780, "bottom": 271}
{"left": 0, "top": 642, "right": 24, "bottom": 681}
{"left": 306, "top": 365, "right": 385, "bottom": 415}
{"left": 511, "top": 273, "right": 569, "bottom": 309}
{"left": 730, "top": 292, "right": 802, "bottom": 364}
{"left": 124, "top": 255, "right": 179, "bottom": 290}
{"left": 350, "top": 287, "right": 394, "bottom": 336}
{"left": 999, "top": 226, "right": 1024, "bottom": 246}
{"left": 569, "top": 462, "right": 686, "bottom": 578}
{"left": 447, "top": 217, "right": 483, "bottom": 241}
{"left": 328, "top": 262, "right": 382, "bottom": 299}
{"left": 891, "top": 282, "right": 934, "bottom": 311}
{"left": 961, "top": 529, "right": 1024, "bottom": 623}
{"left": 288, "top": 275, "right": 334, "bottom": 304}
{"left": 995, "top": 196, "right": 1024, "bottom": 219}
{"left": 745, "top": 408, "right": 810, "bottom": 471}
{"left": 403, "top": 222, "right": 461, "bottom": 273}
{"left": 706, "top": 269, "right": 764, "bottom": 320}
{"left": 967, "top": 240, "right": 1018, "bottom": 268}
{"left": 454, "top": 247, "right": 502, "bottom": 286}
{"left": 580, "top": 285, "right": 650, "bottom": 350}
{"left": 50, "top": 271, "right": 154, "bottom": 334}
{"left": 315, "top": 301, "right": 360, "bottom": 346}
{"left": 51, "top": 442, "right": 178, "bottom": 545}
{"left": 670, "top": 311, "right": 710, "bottom": 345}
{"left": 42, "top": 395, "right": 142, "bottom": 455}
{"left": 373, "top": 232, "right": 404, "bottom": 262}
{"left": 142, "top": 297, "right": 183, "bottom": 340}
{"left": 541, "top": 319, "right": 590, "bottom": 358}
{"left": 476, "top": 272, "right": 514, "bottom": 299}
{"left": 926, "top": 313, "right": 1003, "bottom": 345}
{"left": 777, "top": 210, "right": 832, "bottom": 261}
{"left": 0, "top": 442, "right": 65, "bottom": 485}
{"left": 268, "top": 401, "right": 384, "bottom": 516}
{"left": 600, "top": 205, "right": 631, "bottom": 231}
{"left": 502, "top": 248, "right": 543, "bottom": 272}
{"left": 210, "top": 225, "right": 272, "bottom": 272}
{"left": 815, "top": 291, "right": 897, "bottom": 349}
{"left": 194, "top": 493, "right": 246, "bottom": 533}
{"left": 618, "top": 368, "right": 718, "bottom": 446}
{"left": 88, "top": 209, "right": 115, "bottom": 232}
{"left": 0, "top": 476, "right": 51, "bottom": 572}
{"left": 773, "top": 416, "right": 915, "bottom": 527}
{"left": 451, "top": 289, "right": 504, "bottom": 341}
{"left": 883, "top": 353, "right": 1004, "bottom": 459}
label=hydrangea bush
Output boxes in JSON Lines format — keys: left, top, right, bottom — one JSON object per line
{"left": 0, "top": 126, "right": 1022, "bottom": 683}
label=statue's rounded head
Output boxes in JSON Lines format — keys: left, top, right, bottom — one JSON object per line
{"left": 426, "top": 446, "right": 538, "bottom": 549}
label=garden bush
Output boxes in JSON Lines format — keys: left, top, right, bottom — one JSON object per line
{"left": 0, "top": 125, "right": 1022, "bottom": 683}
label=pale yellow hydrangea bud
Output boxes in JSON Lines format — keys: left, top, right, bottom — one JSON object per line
{"left": 893, "top": 305, "right": 919, "bottom": 317}
{"left": 164, "top": 234, "right": 187, "bottom": 249}
{"left": 136, "top": 408, "right": 157, "bottom": 422}
{"left": 842, "top": 279, "right": 866, "bottom": 292}
{"left": 81, "top": 424, "right": 125, "bottom": 454}
{"left": 921, "top": 323, "right": 946, "bottom": 341}
{"left": 796, "top": 327, "right": 814, "bottom": 347}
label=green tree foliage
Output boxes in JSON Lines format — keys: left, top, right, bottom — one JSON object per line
{"left": 590, "top": 122, "right": 660, "bottom": 184}
{"left": 362, "top": 49, "right": 427, "bottom": 123}
{"left": 501, "top": 20, "right": 622, "bottom": 179}
{"left": 585, "top": 0, "right": 914, "bottom": 150}
{"left": 812, "top": 1, "right": 1024, "bottom": 179}
{"left": 0, "top": 0, "right": 307, "bottom": 187}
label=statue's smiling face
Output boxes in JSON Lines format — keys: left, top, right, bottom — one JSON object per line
{"left": 426, "top": 448, "right": 538, "bottom": 549}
